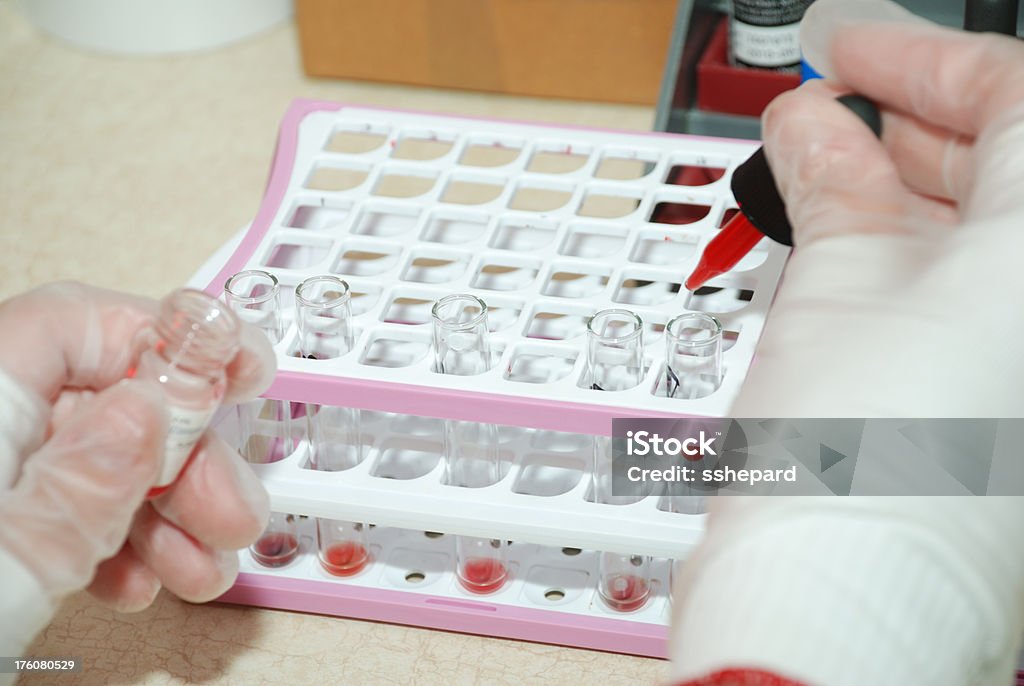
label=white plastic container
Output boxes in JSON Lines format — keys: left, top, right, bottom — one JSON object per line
{"left": 15, "top": 0, "right": 292, "bottom": 55}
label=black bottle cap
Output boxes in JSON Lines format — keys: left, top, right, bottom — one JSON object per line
{"left": 964, "top": 0, "right": 1021, "bottom": 36}
{"left": 730, "top": 95, "right": 882, "bottom": 247}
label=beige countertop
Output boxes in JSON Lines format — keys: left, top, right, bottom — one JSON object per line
{"left": 1, "top": 2, "right": 668, "bottom": 684}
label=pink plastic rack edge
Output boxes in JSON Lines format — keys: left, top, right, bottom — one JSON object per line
{"left": 219, "top": 572, "right": 669, "bottom": 659}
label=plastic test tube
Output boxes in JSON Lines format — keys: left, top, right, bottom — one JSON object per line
{"left": 224, "top": 270, "right": 300, "bottom": 568}
{"left": 432, "top": 294, "right": 509, "bottom": 594}
{"left": 224, "top": 270, "right": 296, "bottom": 461}
{"left": 587, "top": 309, "right": 646, "bottom": 505}
{"left": 295, "top": 275, "right": 370, "bottom": 577}
{"left": 664, "top": 312, "right": 723, "bottom": 400}
{"left": 586, "top": 308, "right": 652, "bottom": 612}
{"left": 662, "top": 312, "right": 725, "bottom": 516}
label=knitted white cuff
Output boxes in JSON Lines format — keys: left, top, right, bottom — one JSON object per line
{"left": 0, "top": 546, "right": 56, "bottom": 667}
{"left": 669, "top": 500, "right": 1024, "bottom": 686}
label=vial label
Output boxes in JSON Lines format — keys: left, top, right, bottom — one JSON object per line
{"left": 156, "top": 405, "right": 216, "bottom": 487}
{"left": 731, "top": 20, "right": 802, "bottom": 68}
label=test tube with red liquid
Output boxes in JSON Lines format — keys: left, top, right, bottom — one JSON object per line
{"left": 296, "top": 276, "right": 371, "bottom": 578}
{"left": 432, "top": 295, "right": 509, "bottom": 595}
{"left": 224, "top": 270, "right": 300, "bottom": 567}
{"left": 250, "top": 513, "right": 300, "bottom": 568}
{"left": 586, "top": 309, "right": 653, "bottom": 612}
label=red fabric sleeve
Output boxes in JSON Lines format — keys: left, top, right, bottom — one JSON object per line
{"left": 674, "top": 669, "right": 810, "bottom": 686}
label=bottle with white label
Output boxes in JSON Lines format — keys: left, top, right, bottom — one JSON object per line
{"left": 134, "top": 289, "right": 241, "bottom": 497}
{"left": 730, "top": 0, "right": 815, "bottom": 72}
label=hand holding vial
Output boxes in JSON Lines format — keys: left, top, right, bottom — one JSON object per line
{"left": 0, "top": 282, "right": 274, "bottom": 656}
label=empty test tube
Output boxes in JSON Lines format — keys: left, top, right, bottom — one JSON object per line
{"left": 586, "top": 309, "right": 644, "bottom": 392}
{"left": 664, "top": 313, "right": 723, "bottom": 399}
{"left": 224, "top": 270, "right": 297, "bottom": 462}
{"left": 224, "top": 270, "right": 299, "bottom": 568}
{"left": 295, "top": 276, "right": 370, "bottom": 577}
{"left": 432, "top": 294, "right": 509, "bottom": 594}
{"left": 586, "top": 308, "right": 652, "bottom": 612}
{"left": 587, "top": 309, "right": 647, "bottom": 505}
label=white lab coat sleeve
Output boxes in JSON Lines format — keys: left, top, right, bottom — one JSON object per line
{"left": 0, "top": 547, "right": 56, "bottom": 686}
{"left": 668, "top": 498, "right": 1024, "bottom": 686}
{"left": 0, "top": 366, "right": 55, "bottom": 686}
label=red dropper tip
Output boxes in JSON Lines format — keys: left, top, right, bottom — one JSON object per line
{"left": 684, "top": 212, "right": 765, "bottom": 291}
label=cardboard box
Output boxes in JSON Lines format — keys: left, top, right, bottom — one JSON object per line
{"left": 296, "top": 0, "right": 678, "bottom": 104}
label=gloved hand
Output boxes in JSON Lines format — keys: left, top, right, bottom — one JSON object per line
{"left": 670, "top": 1, "right": 1024, "bottom": 685}
{"left": 0, "top": 282, "right": 274, "bottom": 655}
{"left": 739, "top": 0, "right": 1024, "bottom": 418}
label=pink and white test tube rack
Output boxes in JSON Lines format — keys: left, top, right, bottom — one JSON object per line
{"left": 197, "top": 99, "right": 788, "bottom": 658}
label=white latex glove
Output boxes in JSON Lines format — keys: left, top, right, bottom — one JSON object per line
{"left": 740, "top": 1, "right": 1024, "bottom": 418}
{"left": 0, "top": 282, "right": 274, "bottom": 657}
{"left": 669, "top": 1, "right": 1024, "bottom": 685}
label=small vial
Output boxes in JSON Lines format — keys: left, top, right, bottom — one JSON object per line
{"left": 249, "top": 512, "right": 300, "bottom": 568}
{"left": 225, "top": 270, "right": 302, "bottom": 568}
{"left": 134, "top": 289, "right": 241, "bottom": 497}
{"left": 224, "top": 269, "right": 297, "bottom": 463}
{"left": 296, "top": 275, "right": 370, "bottom": 578}
{"left": 588, "top": 308, "right": 648, "bottom": 505}
{"left": 598, "top": 553, "right": 651, "bottom": 612}
{"left": 431, "top": 294, "right": 491, "bottom": 376}
{"left": 432, "top": 294, "right": 509, "bottom": 595}
{"left": 664, "top": 313, "right": 723, "bottom": 400}
{"left": 295, "top": 276, "right": 361, "bottom": 472}
{"left": 456, "top": 537, "right": 509, "bottom": 594}
{"left": 730, "top": 0, "right": 815, "bottom": 73}
{"left": 586, "top": 309, "right": 644, "bottom": 392}
{"left": 295, "top": 275, "right": 354, "bottom": 361}
{"left": 586, "top": 308, "right": 651, "bottom": 612}
{"left": 317, "top": 519, "right": 370, "bottom": 577}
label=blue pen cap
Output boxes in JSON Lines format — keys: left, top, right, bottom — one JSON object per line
{"left": 801, "top": 58, "right": 823, "bottom": 82}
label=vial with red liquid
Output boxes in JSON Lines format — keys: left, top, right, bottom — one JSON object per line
{"left": 317, "top": 520, "right": 370, "bottom": 577}
{"left": 250, "top": 512, "right": 300, "bottom": 568}
{"left": 456, "top": 537, "right": 509, "bottom": 594}
{"left": 432, "top": 294, "right": 509, "bottom": 595}
{"left": 586, "top": 309, "right": 653, "bottom": 612}
{"left": 224, "top": 270, "right": 302, "bottom": 568}
{"left": 295, "top": 275, "right": 371, "bottom": 578}
{"left": 134, "top": 289, "right": 241, "bottom": 497}
{"left": 598, "top": 554, "right": 651, "bottom": 612}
